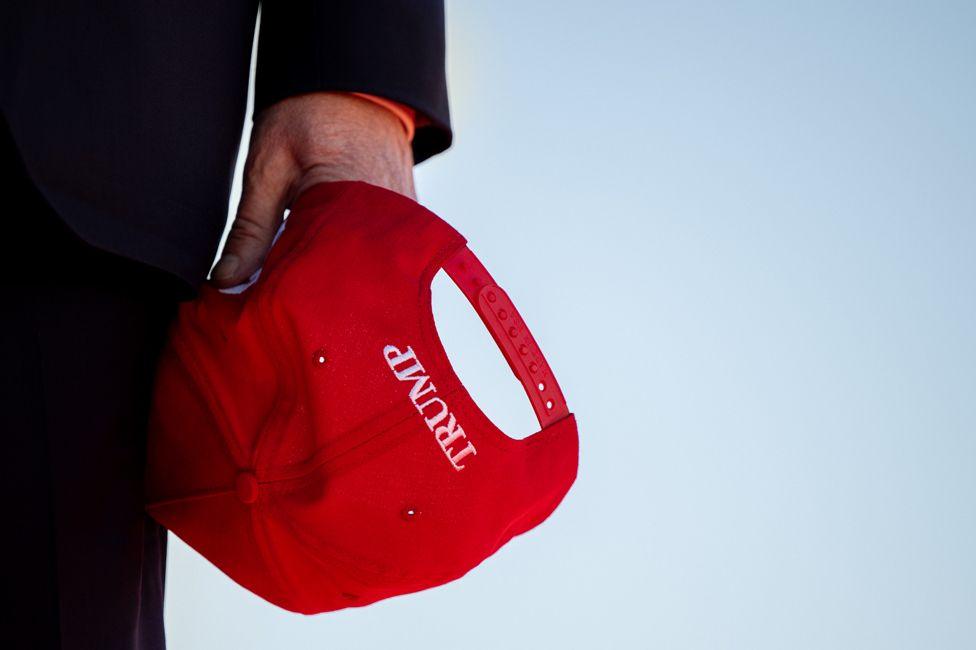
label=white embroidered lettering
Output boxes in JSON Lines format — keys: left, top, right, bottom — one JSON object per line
{"left": 448, "top": 442, "right": 478, "bottom": 470}
{"left": 383, "top": 345, "right": 413, "bottom": 367}
{"left": 406, "top": 372, "right": 437, "bottom": 403}
{"left": 384, "top": 344, "right": 477, "bottom": 471}
{"left": 434, "top": 414, "right": 466, "bottom": 448}
{"left": 417, "top": 396, "right": 449, "bottom": 429}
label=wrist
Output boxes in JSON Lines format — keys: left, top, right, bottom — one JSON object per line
{"left": 349, "top": 93, "right": 416, "bottom": 142}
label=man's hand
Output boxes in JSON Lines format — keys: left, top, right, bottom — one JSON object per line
{"left": 210, "top": 92, "right": 415, "bottom": 288}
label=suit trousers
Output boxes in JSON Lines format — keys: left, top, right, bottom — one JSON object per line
{"left": 1, "top": 125, "right": 185, "bottom": 649}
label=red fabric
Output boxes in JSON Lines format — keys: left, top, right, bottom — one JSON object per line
{"left": 145, "top": 181, "right": 579, "bottom": 614}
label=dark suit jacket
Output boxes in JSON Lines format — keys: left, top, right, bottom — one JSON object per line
{"left": 0, "top": 1, "right": 451, "bottom": 289}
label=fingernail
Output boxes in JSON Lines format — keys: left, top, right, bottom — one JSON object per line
{"left": 213, "top": 255, "right": 239, "bottom": 282}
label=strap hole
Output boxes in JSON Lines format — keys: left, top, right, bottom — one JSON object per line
{"left": 538, "top": 382, "right": 546, "bottom": 392}
{"left": 431, "top": 271, "right": 537, "bottom": 439}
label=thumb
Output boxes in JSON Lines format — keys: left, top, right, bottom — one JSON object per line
{"left": 211, "top": 159, "right": 293, "bottom": 288}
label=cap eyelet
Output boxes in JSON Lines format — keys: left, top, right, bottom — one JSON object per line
{"left": 312, "top": 348, "right": 328, "bottom": 365}
{"left": 400, "top": 506, "right": 422, "bottom": 521}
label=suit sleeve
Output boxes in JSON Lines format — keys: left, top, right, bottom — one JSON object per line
{"left": 255, "top": 0, "right": 452, "bottom": 164}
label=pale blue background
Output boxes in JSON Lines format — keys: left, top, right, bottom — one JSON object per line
{"left": 164, "top": 2, "right": 976, "bottom": 648}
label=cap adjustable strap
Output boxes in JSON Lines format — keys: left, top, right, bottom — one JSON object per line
{"left": 442, "top": 246, "right": 569, "bottom": 428}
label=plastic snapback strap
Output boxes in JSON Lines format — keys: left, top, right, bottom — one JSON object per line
{"left": 442, "top": 246, "right": 569, "bottom": 428}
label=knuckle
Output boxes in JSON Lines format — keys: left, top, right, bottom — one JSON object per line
{"left": 228, "top": 216, "right": 272, "bottom": 248}
{"left": 243, "top": 162, "right": 271, "bottom": 188}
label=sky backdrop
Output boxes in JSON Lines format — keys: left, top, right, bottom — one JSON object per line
{"left": 164, "top": 2, "right": 976, "bottom": 648}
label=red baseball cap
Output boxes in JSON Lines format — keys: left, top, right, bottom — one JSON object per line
{"left": 145, "top": 181, "right": 579, "bottom": 614}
